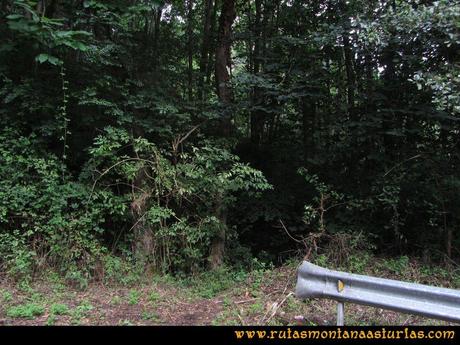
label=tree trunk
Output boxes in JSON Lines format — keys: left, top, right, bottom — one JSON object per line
{"left": 446, "top": 227, "right": 452, "bottom": 259}
{"left": 342, "top": 31, "right": 355, "bottom": 119}
{"left": 207, "top": 0, "right": 219, "bottom": 85}
{"left": 209, "top": 0, "right": 236, "bottom": 269}
{"left": 302, "top": 97, "right": 316, "bottom": 164}
{"left": 187, "top": 0, "right": 194, "bottom": 102}
{"left": 250, "top": 0, "right": 264, "bottom": 146}
{"left": 215, "top": 0, "right": 235, "bottom": 104}
{"left": 130, "top": 127, "right": 154, "bottom": 265}
{"left": 198, "top": 0, "right": 214, "bottom": 101}
{"left": 153, "top": 6, "right": 162, "bottom": 75}
{"left": 339, "top": 0, "right": 355, "bottom": 120}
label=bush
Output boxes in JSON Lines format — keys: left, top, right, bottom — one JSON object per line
{"left": 0, "top": 128, "right": 126, "bottom": 280}
{"left": 0, "top": 126, "right": 271, "bottom": 279}
{"left": 87, "top": 129, "right": 272, "bottom": 273}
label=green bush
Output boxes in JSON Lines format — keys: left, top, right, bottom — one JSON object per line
{"left": 0, "top": 128, "right": 126, "bottom": 280}
{"left": 0, "top": 125, "right": 270, "bottom": 280}
{"left": 87, "top": 129, "right": 272, "bottom": 273}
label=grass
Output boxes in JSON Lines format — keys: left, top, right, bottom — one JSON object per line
{"left": 0, "top": 252, "right": 459, "bottom": 325}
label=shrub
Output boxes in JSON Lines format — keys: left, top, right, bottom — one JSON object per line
{"left": 87, "top": 129, "right": 272, "bottom": 273}
{"left": 0, "top": 128, "right": 126, "bottom": 280}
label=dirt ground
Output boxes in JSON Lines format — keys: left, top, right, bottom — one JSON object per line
{"left": 0, "top": 265, "right": 454, "bottom": 326}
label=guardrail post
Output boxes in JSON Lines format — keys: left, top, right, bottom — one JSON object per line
{"left": 337, "top": 301, "right": 344, "bottom": 326}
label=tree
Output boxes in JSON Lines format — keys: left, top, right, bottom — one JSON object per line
{"left": 209, "top": 0, "right": 237, "bottom": 269}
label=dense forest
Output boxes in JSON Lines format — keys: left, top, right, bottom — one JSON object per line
{"left": 0, "top": 0, "right": 459, "bottom": 286}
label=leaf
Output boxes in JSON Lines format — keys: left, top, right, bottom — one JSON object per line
{"left": 35, "top": 54, "right": 62, "bottom": 66}
{"left": 35, "top": 54, "right": 49, "bottom": 64}
{"left": 62, "top": 41, "right": 89, "bottom": 51}
{"left": 6, "top": 14, "right": 23, "bottom": 20}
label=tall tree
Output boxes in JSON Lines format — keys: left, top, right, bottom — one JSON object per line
{"left": 187, "top": 0, "right": 194, "bottom": 102}
{"left": 198, "top": 0, "right": 215, "bottom": 101}
{"left": 209, "top": 0, "right": 236, "bottom": 269}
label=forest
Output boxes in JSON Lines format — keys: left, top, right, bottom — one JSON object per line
{"left": 0, "top": 0, "right": 460, "bottom": 326}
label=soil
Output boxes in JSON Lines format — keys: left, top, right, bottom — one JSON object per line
{"left": 0, "top": 265, "right": 454, "bottom": 326}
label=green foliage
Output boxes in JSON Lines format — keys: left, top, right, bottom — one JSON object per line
{"left": 0, "top": 0, "right": 459, "bottom": 284}
{"left": 110, "top": 295, "right": 122, "bottom": 305}
{"left": 5, "top": 0, "right": 90, "bottom": 67}
{"left": 345, "top": 251, "right": 372, "bottom": 274}
{"left": 183, "top": 266, "right": 247, "bottom": 299}
{"left": 101, "top": 255, "right": 142, "bottom": 286}
{"left": 46, "top": 315, "right": 57, "bottom": 325}
{"left": 299, "top": 168, "right": 344, "bottom": 232}
{"left": 6, "top": 303, "right": 44, "bottom": 319}
{"left": 148, "top": 291, "right": 160, "bottom": 304}
{"left": 384, "top": 256, "right": 410, "bottom": 275}
{"left": 50, "top": 303, "right": 70, "bottom": 316}
{"left": 127, "top": 290, "right": 140, "bottom": 305}
{"left": 87, "top": 128, "right": 271, "bottom": 272}
{"left": 2, "top": 291, "right": 13, "bottom": 303}
{"left": 0, "top": 128, "right": 126, "bottom": 280}
{"left": 141, "top": 310, "right": 159, "bottom": 322}
{"left": 72, "top": 301, "right": 94, "bottom": 320}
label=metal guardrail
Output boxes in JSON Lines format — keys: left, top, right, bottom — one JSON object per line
{"left": 295, "top": 261, "right": 460, "bottom": 325}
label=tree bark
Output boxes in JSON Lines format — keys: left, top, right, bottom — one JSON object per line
{"left": 207, "top": 0, "right": 219, "bottom": 85}
{"left": 250, "top": 0, "right": 264, "bottom": 146}
{"left": 198, "top": 0, "right": 214, "bottom": 101}
{"left": 187, "top": 0, "right": 194, "bottom": 102}
{"left": 215, "top": 0, "right": 236, "bottom": 104}
{"left": 130, "top": 126, "right": 154, "bottom": 265}
{"left": 153, "top": 6, "right": 162, "bottom": 75}
{"left": 338, "top": 0, "right": 355, "bottom": 120}
{"left": 302, "top": 97, "right": 316, "bottom": 164}
{"left": 342, "top": 31, "right": 355, "bottom": 119}
{"left": 209, "top": 0, "right": 236, "bottom": 269}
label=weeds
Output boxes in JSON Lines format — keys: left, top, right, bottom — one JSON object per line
{"left": 46, "top": 315, "right": 57, "bottom": 325}
{"left": 127, "top": 290, "right": 141, "bottom": 305}
{"left": 148, "top": 291, "right": 160, "bottom": 304}
{"left": 50, "top": 303, "right": 69, "bottom": 315}
{"left": 6, "top": 303, "right": 44, "bottom": 319}
{"left": 141, "top": 310, "right": 159, "bottom": 322}
{"left": 111, "top": 295, "right": 122, "bottom": 305}
{"left": 184, "top": 266, "right": 247, "bottom": 299}
{"left": 2, "top": 290, "right": 13, "bottom": 303}
{"left": 72, "top": 301, "right": 94, "bottom": 321}
{"left": 0, "top": 253, "right": 459, "bottom": 326}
